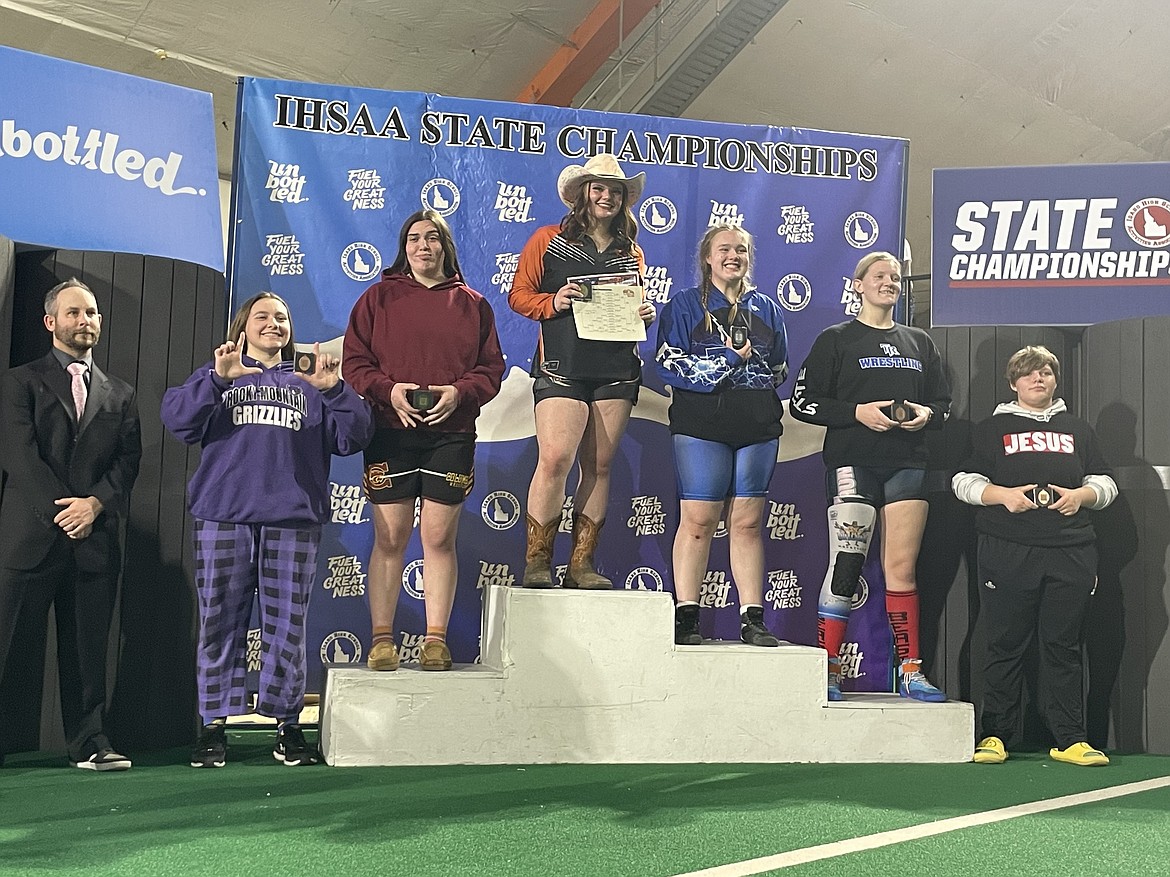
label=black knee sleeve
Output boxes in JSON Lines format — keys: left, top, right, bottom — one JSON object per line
{"left": 830, "top": 551, "right": 866, "bottom": 599}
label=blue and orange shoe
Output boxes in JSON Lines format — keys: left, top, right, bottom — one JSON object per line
{"left": 827, "top": 658, "right": 844, "bottom": 702}
{"left": 898, "top": 660, "right": 947, "bottom": 702}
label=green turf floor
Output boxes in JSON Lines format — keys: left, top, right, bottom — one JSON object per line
{"left": 2, "top": 731, "right": 1169, "bottom": 877}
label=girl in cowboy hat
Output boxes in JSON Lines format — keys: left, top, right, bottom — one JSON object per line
{"left": 508, "top": 153, "right": 656, "bottom": 590}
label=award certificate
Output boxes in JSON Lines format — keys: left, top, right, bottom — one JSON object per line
{"left": 568, "top": 272, "right": 645, "bottom": 342}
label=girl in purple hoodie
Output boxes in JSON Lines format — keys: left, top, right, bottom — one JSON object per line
{"left": 162, "top": 291, "right": 372, "bottom": 769}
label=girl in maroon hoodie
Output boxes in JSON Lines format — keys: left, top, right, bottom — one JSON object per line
{"left": 343, "top": 209, "right": 504, "bottom": 672}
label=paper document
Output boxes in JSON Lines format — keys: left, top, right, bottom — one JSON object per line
{"left": 568, "top": 272, "right": 646, "bottom": 342}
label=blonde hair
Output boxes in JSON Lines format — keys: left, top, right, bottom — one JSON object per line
{"left": 697, "top": 224, "right": 754, "bottom": 333}
{"left": 852, "top": 251, "right": 902, "bottom": 282}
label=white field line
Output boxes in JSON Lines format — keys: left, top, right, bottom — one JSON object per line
{"left": 673, "top": 775, "right": 1170, "bottom": 877}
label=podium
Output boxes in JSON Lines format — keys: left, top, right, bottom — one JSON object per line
{"left": 320, "top": 586, "right": 973, "bottom": 766}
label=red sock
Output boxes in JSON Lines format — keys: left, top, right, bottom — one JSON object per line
{"left": 818, "top": 615, "right": 848, "bottom": 662}
{"left": 886, "top": 590, "right": 920, "bottom": 663}
{"left": 371, "top": 626, "right": 393, "bottom": 647}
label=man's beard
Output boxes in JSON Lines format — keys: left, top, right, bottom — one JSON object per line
{"left": 56, "top": 326, "right": 98, "bottom": 353}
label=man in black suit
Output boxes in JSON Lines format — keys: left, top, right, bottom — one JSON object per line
{"left": 0, "top": 277, "right": 141, "bottom": 770}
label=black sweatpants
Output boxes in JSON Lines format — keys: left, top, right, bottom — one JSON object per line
{"left": 976, "top": 533, "right": 1096, "bottom": 750}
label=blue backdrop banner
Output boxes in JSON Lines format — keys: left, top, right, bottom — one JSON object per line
{"left": 932, "top": 162, "right": 1170, "bottom": 326}
{"left": 0, "top": 46, "right": 223, "bottom": 271}
{"left": 229, "top": 77, "right": 909, "bottom": 693}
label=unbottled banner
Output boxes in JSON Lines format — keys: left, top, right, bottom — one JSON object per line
{"left": 0, "top": 45, "right": 223, "bottom": 270}
{"left": 231, "top": 77, "right": 909, "bottom": 693}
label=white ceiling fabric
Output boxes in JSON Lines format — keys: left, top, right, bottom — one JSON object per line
{"left": 3, "top": 0, "right": 1167, "bottom": 310}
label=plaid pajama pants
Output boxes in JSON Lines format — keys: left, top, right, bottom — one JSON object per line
{"left": 193, "top": 519, "right": 321, "bottom": 721}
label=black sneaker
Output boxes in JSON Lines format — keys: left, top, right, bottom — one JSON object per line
{"left": 675, "top": 603, "right": 702, "bottom": 645}
{"left": 190, "top": 724, "right": 227, "bottom": 768}
{"left": 740, "top": 607, "right": 780, "bottom": 647}
{"left": 71, "top": 748, "right": 132, "bottom": 771}
{"left": 273, "top": 724, "right": 318, "bottom": 766}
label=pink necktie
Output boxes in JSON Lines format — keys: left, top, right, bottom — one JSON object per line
{"left": 67, "top": 361, "right": 87, "bottom": 422}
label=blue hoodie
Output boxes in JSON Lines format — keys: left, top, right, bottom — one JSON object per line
{"left": 655, "top": 283, "right": 788, "bottom": 447}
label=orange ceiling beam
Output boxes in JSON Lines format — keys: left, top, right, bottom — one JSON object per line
{"left": 516, "top": 0, "right": 661, "bottom": 106}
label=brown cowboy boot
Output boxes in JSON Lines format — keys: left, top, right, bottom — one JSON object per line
{"left": 564, "top": 513, "right": 612, "bottom": 589}
{"left": 522, "top": 514, "right": 558, "bottom": 588}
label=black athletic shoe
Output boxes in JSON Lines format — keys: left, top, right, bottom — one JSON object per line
{"left": 190, "top": 724, "right": 227, "bottom": 768}
{"left": 273, "top": 723, "right": 318, "bottom": 766}
{"left": 674, "top": 603, "right": 702, "bottom": 645}
{"left": 740, "top": 607, "right": 780, "bottom": 647}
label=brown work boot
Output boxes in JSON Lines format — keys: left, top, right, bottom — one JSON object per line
{"left": 522, "top": 514, "right": 558, "bottom": 588}
{"left": 564, "top": 513, "right": 612, "bottom": 589}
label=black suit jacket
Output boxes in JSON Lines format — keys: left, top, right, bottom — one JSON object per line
{"left": 0, "top": 352, "right": 142, "bottom": 572}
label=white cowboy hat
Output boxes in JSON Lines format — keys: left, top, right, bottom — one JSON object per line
{"left": 556, "top": 153, "right": 646, "bottom": 208}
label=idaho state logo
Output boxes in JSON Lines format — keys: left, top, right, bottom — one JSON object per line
{"left": 844, "top": 211, "right": 879, "bottom": 248}
{"left": 1125, "top": 198, "right": 1170, "bottom": 248}
{"left": 639, "top": 196, "right": 678, "bottom": 234}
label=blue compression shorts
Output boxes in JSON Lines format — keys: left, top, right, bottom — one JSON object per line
{"left": 672, "top": 434, "right": 778, "bottom": 501}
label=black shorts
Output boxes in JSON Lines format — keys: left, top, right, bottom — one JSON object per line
{"left": 532, "top": 374, "right": 640, "bottom": 405}
{"left": 363, "top": 429, "right": 475, "bottom": 505}
{"left": 825, "top": 465, "right": 926, "bottom": 507}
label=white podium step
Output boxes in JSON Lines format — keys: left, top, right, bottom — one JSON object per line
{"left": 320, "top": 586, "right": 973, "bottom": 766}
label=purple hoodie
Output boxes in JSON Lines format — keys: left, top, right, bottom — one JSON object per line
{"left": 161, "top": 357, "right": 373, "bottom": 524}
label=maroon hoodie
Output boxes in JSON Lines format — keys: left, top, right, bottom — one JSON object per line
{"left": 343, "top": 270, "right": 504, "bottom": 433}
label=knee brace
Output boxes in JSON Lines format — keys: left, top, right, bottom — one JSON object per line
{"left": 817, "top": 501, "right": 876, "bottom": 618}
